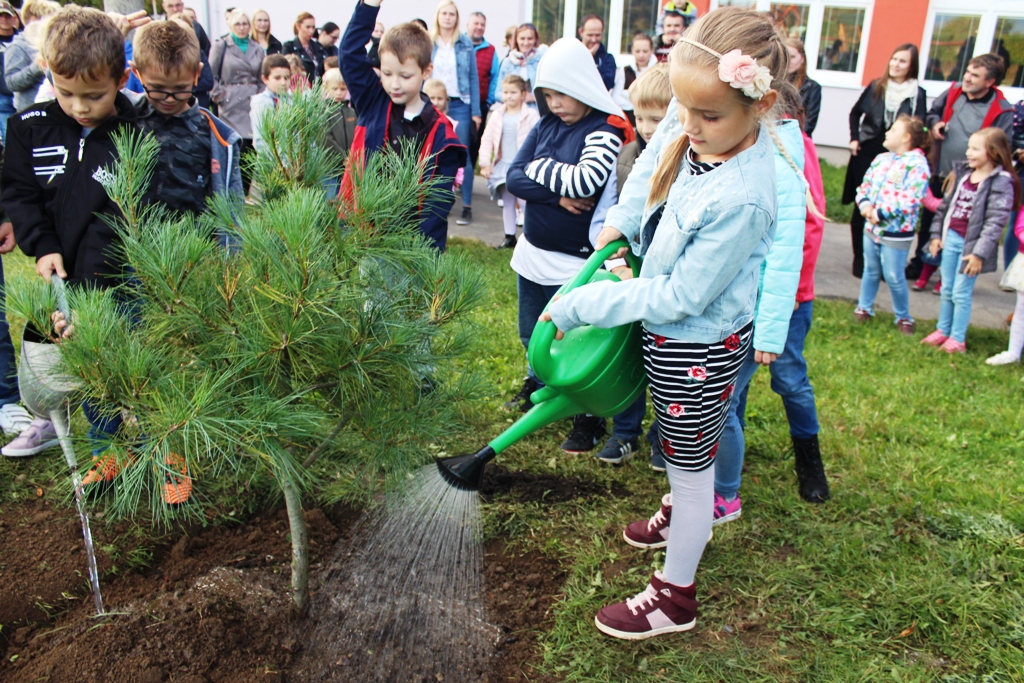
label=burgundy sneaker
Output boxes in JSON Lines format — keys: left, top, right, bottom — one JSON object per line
{"left": 623, "top": 493, "right": 672, "bottom": 548}
{"left": 853, "top": 307, "right": 872, "bottom": 322}
{"left": 595, "top": 571, "right": 698, "bottom": 640}
{"left": 895, "top": 318, "right": 916, "bottom": 335}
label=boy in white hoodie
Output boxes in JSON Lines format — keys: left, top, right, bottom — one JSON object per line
{"left": 503, "top": 38, "right": 634, "bottom": 453}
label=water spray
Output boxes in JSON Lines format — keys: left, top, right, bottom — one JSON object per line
{"left": 437, "top": 241, "right": 647, "bottom": 491}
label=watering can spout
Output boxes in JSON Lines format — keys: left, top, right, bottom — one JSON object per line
{"left": 436, "top": 445, "right": 496, "bottom": 491}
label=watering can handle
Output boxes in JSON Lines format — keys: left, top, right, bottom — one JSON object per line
{"left": 531, "top": 240, "right": 641, "bottom": 375}
{"left": 52, "top": 277, "right": 71, "bottom": 325}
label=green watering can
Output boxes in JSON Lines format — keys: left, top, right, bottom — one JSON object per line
{"left": 437, "top": 240, "right": 647, "bottom": 490}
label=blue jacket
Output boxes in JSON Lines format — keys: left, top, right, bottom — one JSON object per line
{"left": 592, "top": 43, "right": 616, "bottom": 91}
{"left": 339, "top": 0, "right": 466, "bottom": 250}
{"left": 496, "top": 47, "right": 547, "bottom": 107}
{"left": 548, "top": 123, "right": 778, "bottom": 343}
{"left": 753, "top": 120, "right": 806, "bottom": 354}
{"left": 432, "top": 32, "right": 481, "bottom": 118}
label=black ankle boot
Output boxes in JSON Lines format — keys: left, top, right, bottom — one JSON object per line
{"left": 793, "top": 435, "right": 830, "bottom": 503}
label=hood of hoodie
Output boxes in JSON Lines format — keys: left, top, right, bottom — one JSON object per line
{"left": 533, "top": 37, "right": 626, "bottom": 121}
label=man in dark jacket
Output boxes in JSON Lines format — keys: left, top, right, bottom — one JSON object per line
{"left": 578, "top": 15, "right": 615, "bottom": 91}
{"left": 907, "top": 52, "right": 1013, "bottom": 277}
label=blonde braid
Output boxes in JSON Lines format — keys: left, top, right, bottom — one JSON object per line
{"left": 765, "top": 120, "right": 825, "bottom": 220}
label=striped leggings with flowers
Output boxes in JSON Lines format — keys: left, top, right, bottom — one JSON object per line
{"left": 642, "top": 323, "right": 753, "bottom": 472}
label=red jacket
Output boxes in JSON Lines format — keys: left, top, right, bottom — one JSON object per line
{"left": 797, "top": 132, "right": 826, "bottom": 303}
{"left": 942, "top": 83, "right": 1009, "bottom": 129}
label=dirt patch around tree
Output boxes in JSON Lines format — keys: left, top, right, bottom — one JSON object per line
{"left": 480, "top": 463, "right": 630, "bottom": 504}
{"left": 0, "top": 479, "right": 570, "bottom": 682}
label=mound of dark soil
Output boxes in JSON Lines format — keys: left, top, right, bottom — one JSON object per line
{"left": 0, "top": 473, "right": 573, "bottom": 682}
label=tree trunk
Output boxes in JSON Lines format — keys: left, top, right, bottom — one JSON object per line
{"left": 281, "top": 475, "right": 310, "bottom": 618}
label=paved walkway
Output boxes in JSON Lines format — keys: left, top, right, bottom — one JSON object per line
{"left": 449, "top": 176, "right": 1015, "bottom": 331}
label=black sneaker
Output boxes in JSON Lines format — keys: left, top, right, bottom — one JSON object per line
{"left": 496, "top": 235, "right": 517, "bottom": 249}
{"left": 502, "top": 376, "right": 538, "bottom": 412}
{"left": 561, "top": 414, "right": 606, "bottom": 454}
{"left": 595, "top": 436, "right": 638, "bottom": 464}
{"left": 456, "top": 207, "right": 472, "bottom": 225}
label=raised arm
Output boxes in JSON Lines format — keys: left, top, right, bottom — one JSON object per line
{"left": 339, "top": 0, "right": 388, "bottom": 116}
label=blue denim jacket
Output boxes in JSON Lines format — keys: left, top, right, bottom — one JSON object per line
{"left": 432, "top": 33, "right": 481, "bottom": 117}
{"left": 547, "top": 123, "right": 778, "bottom": 343}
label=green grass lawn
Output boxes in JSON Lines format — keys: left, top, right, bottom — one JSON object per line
{"left": 820, "top": 160, "right": 849, "bottom": 225}
{"left": 449, "top": 240, "right": 1024, "bottom": 682}
{"left": 2, "top": 239, "right": 1023, "bottom": 681}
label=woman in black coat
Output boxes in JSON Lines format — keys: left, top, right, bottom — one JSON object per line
{"left": 843, "top": 43, "right": 927, "bottom": 277}
{"left": 252, "top": 9, "right": 283, "bottom": 55}
{"left": 784, "top": 38, "right": 821, "bottom": 137}
{"left": 281, "top": 11, "right": 326, "bottom": 84}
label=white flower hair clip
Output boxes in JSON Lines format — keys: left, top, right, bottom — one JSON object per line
{"left": 679, "top": 38, "right": 773, "bottom": 100}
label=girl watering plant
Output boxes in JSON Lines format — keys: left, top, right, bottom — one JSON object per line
{"left": 541, "top": 6, "right": 803, "bottom": 639}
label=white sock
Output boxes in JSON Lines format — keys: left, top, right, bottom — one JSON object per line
{"left": 662, "top": 465, "right": 714, "bottom": 587}
{"left": 1009, "top": 291, "right": 1024, "bottom": 359}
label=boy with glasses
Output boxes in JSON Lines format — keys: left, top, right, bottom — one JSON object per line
{"left": 131, "top": 19, "right": 243, "bottom": 215}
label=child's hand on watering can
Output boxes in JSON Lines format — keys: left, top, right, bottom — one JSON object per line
{"left": 51, "top": 310, "right": 73, "bottom": 339}
{"left": 538, "top": 295, "right": 564, "bottom": 340}
{"left": 595, "top": 226, "right": 628, "bottom": 258}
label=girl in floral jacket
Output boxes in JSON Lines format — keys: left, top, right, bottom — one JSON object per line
{"left": 853, "top": 114, "right": 932, "bottom": 334}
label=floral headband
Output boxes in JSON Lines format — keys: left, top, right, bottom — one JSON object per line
{"left": 679, "top": 38, "right": 773, "bottom": 100}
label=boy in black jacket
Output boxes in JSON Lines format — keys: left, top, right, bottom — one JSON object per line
{"left": 1, "top": 6, "right": 193, "bottom": 502}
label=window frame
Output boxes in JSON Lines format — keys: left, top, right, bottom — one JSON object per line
{"left": 920, "top": 1, "right": 1024, "bottom": 101}
{"left": 706, "top": 0, "right": 873, "bottom": 89}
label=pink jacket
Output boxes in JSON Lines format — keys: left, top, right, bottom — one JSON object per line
{"left": 1015, "top": 206, "right": 1024, "bottom": 253}
{"left": 479, "top": 104, "right": 540, "bottom": 169}
{"left": 797, "top": 132, "right": 826, "bottom": 303}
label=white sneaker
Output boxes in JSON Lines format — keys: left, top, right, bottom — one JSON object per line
{"left": 496, "top": 198, "right": 504, "bottom": 208}
{"left": 0, "top": 403, "right": 33, "bottom": 436}
{"left": 985, "top": 351, "right": 1021, "bottom": 366}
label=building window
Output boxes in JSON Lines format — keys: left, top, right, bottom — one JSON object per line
{"left": 924, "top": 14, "right": 981, "bottom": 82}
{"left": 771, "top": 3, "right": 810, "bottom": 42}
{"left": 620, "top": 0, "right": 661, "bottom": 53}
{"left": 533, "top": 0, "right": 566, "bottom": 47}
{"left": 817, "top": 6, "right": 865, "bottom": 73}
{"left": 579, "top": 0, "right": 612, "bottom": 42}
{"left": 994, "top": 16, "right": 1024, "bottom": 89}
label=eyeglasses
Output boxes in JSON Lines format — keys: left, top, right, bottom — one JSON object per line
{"left": 140, "top": 83, "right": 195, "bottom": 102}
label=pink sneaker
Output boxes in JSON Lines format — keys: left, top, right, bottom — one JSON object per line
{"left": 941, "top": 338, "right": 967, "bottom": 354}
{"left": 2, "top": 418, "right": 58, "bottom": 457}
{"left": 595, "top": 571, "right": 698, "bottom": 640}
{"left": 623, "top": 494, "right": 671, "bottom": 548}
{"left": 921, "top": 330, "right": 948, "bottom": 347}
{"left": 712, "top": 493, "right": 742, "bottom": 526}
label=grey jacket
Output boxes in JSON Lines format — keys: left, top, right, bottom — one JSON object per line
{"left": 209, "top": 37, "right": 265, "bottom": 139}
{"left": 4, "top": 33, "right": 43, "bottom": 112}
{"left": 930, "top": 161, "right": 1016, "bottom": 274}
